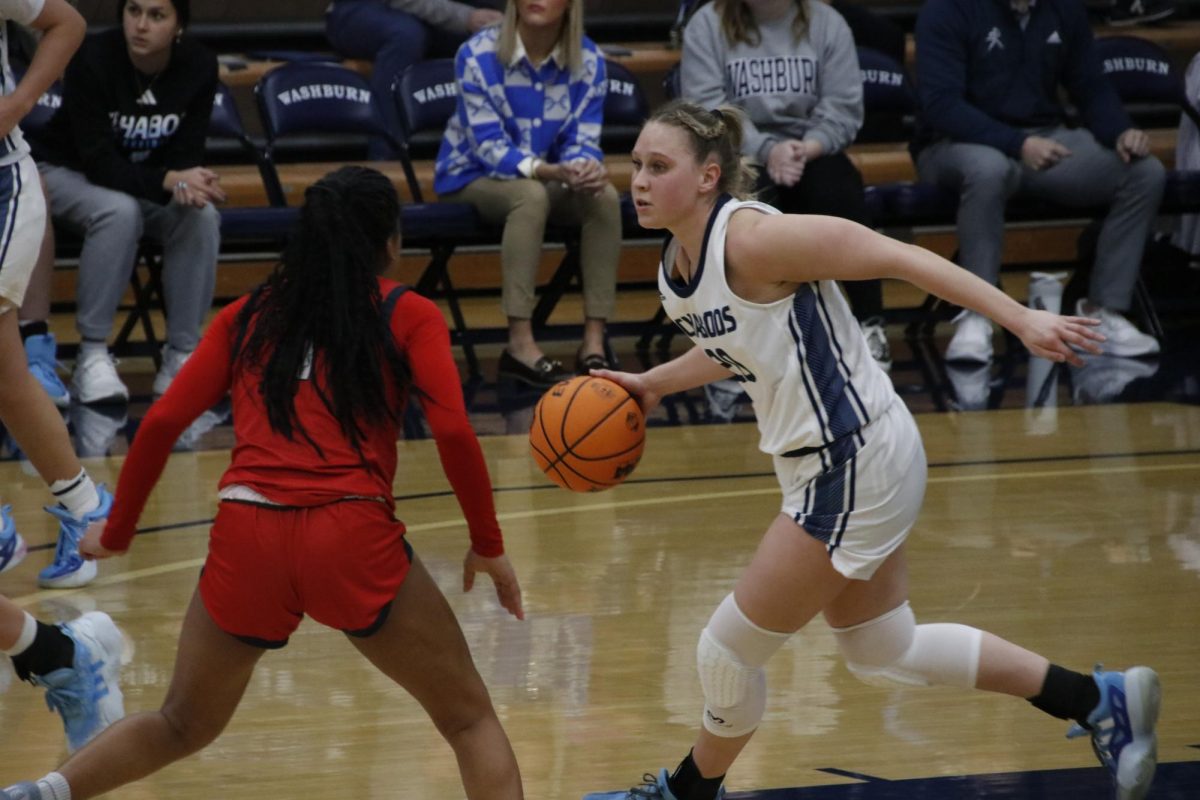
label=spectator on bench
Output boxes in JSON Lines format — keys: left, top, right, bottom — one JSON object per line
{"left": 914, "top": 0, "right": 1164, "bottom": 363}
{"left": 325, "top": 0, "right": 504, "bottom": 160}
{"left": 435, "top": 0, "right": 621, "bottom": 388}
{"left": 31, "top": 0, "right": 222, "bottom": 403}
{"left": 680, "top": 0, "right": 892, "bottom": 371}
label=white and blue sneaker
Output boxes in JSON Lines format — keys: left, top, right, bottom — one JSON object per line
{"left": 1067, "top": 665, "right": 1161, "bottom": 800}
{"left": 30, "top": 611, "right": 128, "bottom": 753}
{"left": 584, "top": 769, "right": 724, "bottom": 800}
{"left": 0, "top": 505, "right": 28, "bottom": 574}
{"left": 0, "top": 782, "right": 47, "bottom": 799}
{"left": 37, "top": 486, "right": 113, "bottom": 589}
{"left": 25, "top": 333, "right": 70, "bottom": 409}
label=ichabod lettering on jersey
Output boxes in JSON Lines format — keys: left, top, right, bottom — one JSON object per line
{"left": 37, "top": 92, "right": 62, "bottom": 110}
{"left": 109, "top": 111, "right": 183, "bottom": 158}
{"left": 726, "top": 56, "right": 817, "bottom": 99}
{"left": 672, "top": 306, "right": 738, "bottom": 338}
{"left": 414, "top": 82, "right": 457, "bottom": 104}
{"left": 275, "top": 84, "right": 372, "bottom": 106}
{"left": 1102, "top": 57, "right": 1169, "bottom": 76}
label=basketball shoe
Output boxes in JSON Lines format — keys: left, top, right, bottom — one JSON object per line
{"left": 0, "top": 783, "right": 45, "bottom": 800}
{"left": 584, "top": 769, "right": 725, "bottom": 800}
{"left": 37, "top": 486, "right": 113, "bottom": 589}
{"left": 1067, "top": 665, "right": 1161, "bottom": 800}
{"left": 0, "top": 505, "right": 28, "bottom": 574}
{"left": 30, "top": 611, "right": 128, "bottom": 753}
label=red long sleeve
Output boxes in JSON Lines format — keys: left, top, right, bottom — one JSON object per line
{"left": 101, "top": 302, "right": 239, "bottom": 551}
{"left": 101, "top": 285, "right": 504, "bottom": 558}
{"left": 395, "top": 293, "right": 504, "bottom": 557}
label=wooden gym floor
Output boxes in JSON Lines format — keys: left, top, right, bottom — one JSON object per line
{"left": 2, "top": 367, "right": 1199, "bottom": 797}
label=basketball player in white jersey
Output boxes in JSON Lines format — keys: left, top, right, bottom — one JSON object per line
{"left": 587, "top": 101, "right": 1160, "bottom": 800}
{"left": 0, "top": 0, "right": 127, "bottom": 759}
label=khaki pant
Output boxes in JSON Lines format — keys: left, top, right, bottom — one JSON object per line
{"left": 443, "top": 177, "right": 621, "bottom": 320}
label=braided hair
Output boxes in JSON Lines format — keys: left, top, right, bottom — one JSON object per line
{"left": 233, "top": 166, "right": 412, "bottom": 459}
{"left": 646, "top": 100, "right": 756, "bottom": 199}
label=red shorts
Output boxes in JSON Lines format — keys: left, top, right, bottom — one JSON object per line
{"left": 199, "top": 499, "right": 412, "bottom": 647}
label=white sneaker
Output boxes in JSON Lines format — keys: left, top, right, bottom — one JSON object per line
{"left": 945, "top": 310, "right": 993, "bottom": 363}
{"left": 71, "top": 349, "right": 129, "bottom": 405}
{"left": 153, "top": 346, "right": 192, "bottom": 396}
{"left": 946, "top": 361, "right": 991, "bottom": 411}
{"left": 1075, "top": 301, "right": 1160, "bottom": 358}
{"left": 860, "top": 316, "right": 892, "bottom": 372}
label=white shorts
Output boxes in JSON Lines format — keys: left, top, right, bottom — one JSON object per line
{"left": 0, "top": 156, "right": 47, "bottom": 314}
{"left": 773, "top": 398, "right": 927, "bottom": 580}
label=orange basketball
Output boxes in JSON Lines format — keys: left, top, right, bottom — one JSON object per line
{"left": 529, "top": 376, "right": 646, "bottom": 492}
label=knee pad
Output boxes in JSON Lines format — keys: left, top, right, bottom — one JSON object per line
{"left": 696, "top": 594, "right": 789, "bottom": 738}
{"left": 832, "top": 601, "right": 982, "bottom": 690}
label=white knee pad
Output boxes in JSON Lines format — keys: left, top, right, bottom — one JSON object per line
{"left": 832, "top": 601, "right": 982, "bottom": 690}
{"left": 696, "top": 593, "right": 789, "bottom": 738}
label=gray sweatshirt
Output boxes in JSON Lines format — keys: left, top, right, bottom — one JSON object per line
{"left": 681, "top": 0, "right": 863, "bottom": 163}
{"left": 386, "top": 0, "right": 476, "bottom": 34}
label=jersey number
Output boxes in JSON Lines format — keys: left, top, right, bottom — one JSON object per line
{"left": 705, "top": 348, "right": 756, "bottom": 383}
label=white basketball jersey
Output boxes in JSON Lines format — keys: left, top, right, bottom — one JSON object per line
{"left": 0, "top": 0, "right": 45, "bottom": 166}
{"left": 658, "top": 195, "right": 897, "bottom": 456}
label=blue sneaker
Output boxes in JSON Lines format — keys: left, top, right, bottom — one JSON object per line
{"left": 0, "top": 505, "right": 28, "bottom": 574}
{"left": 37, "top": 486, "right": 113, "bottom": 589}
{"left": 0, "top": 782, "right": 47, "bottom": 800}
{"left": 1067, "top": 665, "right": 1161, "bottom": 800}
{"left": 30, "top": 611, "right": 127, "bottom": 753}
{"left": 584, "top": 769, "right": 724, "bottom": 799}
{"left": 25, "top": 333, "right": 70, "bottom": 408}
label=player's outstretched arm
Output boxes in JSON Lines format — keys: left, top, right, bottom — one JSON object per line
{"left": 592, "top": 345, "right": 732, "bottom": 416}
{"left": 730, "top": 213, "right": 1105, "bottom": 366}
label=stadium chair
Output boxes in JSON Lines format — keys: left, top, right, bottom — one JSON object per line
{"left": 257, "top": 61, "right": 489, "bottom": 379}
{"left": 393, "top": 58, "right": 649, "bottom": 375}
{"left": 1096, "top": 35, "right": 1200, "bottom": 216}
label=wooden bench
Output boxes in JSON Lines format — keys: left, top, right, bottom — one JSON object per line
{"left": 214, "top": 127, "right": 1181, "bottom": 209}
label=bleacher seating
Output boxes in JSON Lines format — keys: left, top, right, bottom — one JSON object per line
{"left": 33, "top": 8, "right": 1200, "bottom": 365}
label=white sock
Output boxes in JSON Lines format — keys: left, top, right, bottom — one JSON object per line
{"left": 38, "top": 772, "right": 71, "bottom": 800}
{"left": 2, "top": 611, "right": 37, "bottom": 656}
{"left": 78, "top": 340, "right": 108, "bottom": 357}
{"left": 49, "top": 470, "right": 100, "bottom": 518}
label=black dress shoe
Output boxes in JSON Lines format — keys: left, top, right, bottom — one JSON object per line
{"left": 575, "top": 352, "right": 613, "bottom": 374}
{"left": 498, "top": 350, "right": 573, "bottom": 387}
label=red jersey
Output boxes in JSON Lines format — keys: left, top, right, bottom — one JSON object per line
{"left": 102, "top": 278, "right": 504, "bottom": 557}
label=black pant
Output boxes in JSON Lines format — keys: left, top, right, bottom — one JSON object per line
{"left": 753, "top": 152, "right": 883, "bottom": 317}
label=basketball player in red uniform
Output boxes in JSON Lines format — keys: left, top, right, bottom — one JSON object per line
{"left": 2, "top": 166, "right": 525, "bottom": 800}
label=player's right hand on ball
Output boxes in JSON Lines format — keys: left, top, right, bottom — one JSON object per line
{"left": 464, "top": 550, "right": 525, "bottom": 620}
{"left": 589, "top": 369, "right": 662, "bottom": 416}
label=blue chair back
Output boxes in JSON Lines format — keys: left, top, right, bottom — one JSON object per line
{"left": 393, "top": 58, "right": 459, "bottom": 141}
{"left": 12, "top": 67, "right": 62, "bottom": 138}
{"left": 603, "top": 59, "right": 649, "bottom": 126}
{"left": 858, "top": 46, "right": 915, "bottom": 116}
{"left": 1095, "top": 35, "right": 1200, "bottom": 128}
{"left": 256, "top": 62, "right": 391, "bottom": 143}
{"left": 209, "top": 82, "right": 248, "bottom": 139}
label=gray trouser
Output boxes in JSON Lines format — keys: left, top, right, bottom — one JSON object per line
{"left": 916, "top": 126, "right": 1166, "bottom": 311}
{"left": 39, "top": 163, "right": 219, "bottom": 351}
{"left": 442, "top": 177, "right": 622, "bottom": 320}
